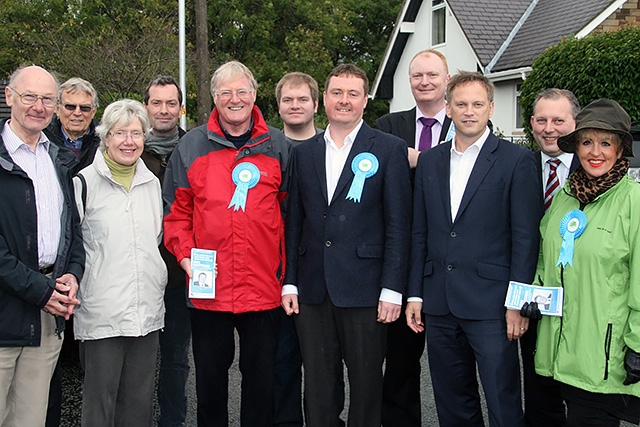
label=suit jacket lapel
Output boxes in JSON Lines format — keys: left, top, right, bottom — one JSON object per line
{"left": 439, "top": 116, "right": 453, "bottom": 143}
{"left": 401, "top": 108, "right": 416, "bottom": 146}
{"left": 436, "top": 142, "right": 453, "bottom": 226}
{"left": 312, "top": 135, "right": 329, "bottom": 205}
{"left": 330, "top": 123, "right": 375, "bottom": 205}
{"left": 454, "top": 134, "right": 498, "bottom": 222}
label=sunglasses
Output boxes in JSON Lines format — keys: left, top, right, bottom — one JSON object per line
{"left": 63, "top": 103, "right": 94, "bottom": 113}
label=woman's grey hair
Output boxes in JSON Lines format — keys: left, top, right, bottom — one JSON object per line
{"left": 96, "top": 99, "right": 150, "bottom": 148}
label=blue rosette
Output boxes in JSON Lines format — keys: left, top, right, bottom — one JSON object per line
{"left": 346, "top": 152, "right": 379, "bottom": 203}
{"left": 228, "top": 162, "right": 260, "bottom": 211}
{"left": 556, "top": 209, "right": 587, "bottom": 267}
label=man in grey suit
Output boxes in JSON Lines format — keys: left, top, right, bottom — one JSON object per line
{"left": 283, "top": 64, "right": 412, "bottom": 427}
{"left": 375, "top": 49, "right": 452, "bottom": 427}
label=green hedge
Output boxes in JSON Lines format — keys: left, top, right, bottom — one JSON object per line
{"left": 519, "top": 26, "right": 640, "bottom": 142}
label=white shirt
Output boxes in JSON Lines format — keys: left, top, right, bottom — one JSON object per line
{"left": 282, "top": 120, "right": 402, "bottom": 305}
{"left": 324, "top": 121, "right": 361, "bottom": 202}
{"left": 540, "top": 151, "right": 574, "bottom": 194}
{"left": 414, "top": 107, "right": 447, "bottom": 150}
{"left": 450, "top": 127, "right": 490, "bottom": 221}
{"left": 2, "top": 121, "right": 63, "bottom": 266}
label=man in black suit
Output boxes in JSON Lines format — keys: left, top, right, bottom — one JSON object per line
{"left": 374, "top": 49, "right": 451, "bottom": 427}
{"left": 282, "top": 64, "right": 412, "bottom": 427}
{"left": 376, "top": 49, "right": 453, "bottom": 170}
{"left": 406, "top": 72, "right": 542, "bottom": 426}
{"left": 521, "top": 88, "right": 580, "bottom": 427}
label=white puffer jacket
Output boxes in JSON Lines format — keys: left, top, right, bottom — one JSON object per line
{"left": 73, "top": 150, "right": 167, "bottom": 340}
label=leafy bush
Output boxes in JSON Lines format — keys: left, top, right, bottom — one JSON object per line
{"left": 519, "top": 26, "right": 640, "bottom": 141}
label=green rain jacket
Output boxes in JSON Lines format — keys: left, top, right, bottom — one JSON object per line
{"left": 534, "top": 175, "right": 640, "bottom": 397}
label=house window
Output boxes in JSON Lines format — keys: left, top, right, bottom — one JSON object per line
{"left": 515, "top": 83, "right": 524, "bottom": 129}
{"left": 432, "top": 0, "right": 446, "bottom": 45}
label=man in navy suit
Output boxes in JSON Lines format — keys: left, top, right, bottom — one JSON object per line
{"left": 375, "top": 48, "right": 451, "bottom": 427}
{"left": 406, "top": 71, "right": 542, "bottom": 427}
{"left": 282, "top": 64, "right": 412, "bottom": 427}
{"left": 521, "top": 88, "right": 580, "bottom": 427}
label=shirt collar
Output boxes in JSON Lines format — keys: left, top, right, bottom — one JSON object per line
{"left": 2, "top": 120, "right": 50, "bottom": 154}
{"left": 451, "top": 127, "right": 490, "bottom": 155}
{"left": 324, "top": 120, "right": 364, "bottom": 150}
{"left": 540, "top": 151, "right": 574, "bottom": 168}
{"left": 415, "top": 107, "right": 447, "bottom": 127}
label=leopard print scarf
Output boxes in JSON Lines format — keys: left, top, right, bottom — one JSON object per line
{"left": 569, "top": 157, "right": 630, "bottom": 205}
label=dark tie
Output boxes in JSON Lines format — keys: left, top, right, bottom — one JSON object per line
{"left": 418, "top": 117, "right": 438, "bottom": 151}
{"left": 544, "top": 159, "right": 561, "bottom": 211}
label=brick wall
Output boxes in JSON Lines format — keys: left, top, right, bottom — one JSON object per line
{"left": 594, "top": 0, "right": 640, "bottom": 33}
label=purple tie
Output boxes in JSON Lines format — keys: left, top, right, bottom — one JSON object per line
{"left": 418, "top": 117, "right": 438, "bottom": 151}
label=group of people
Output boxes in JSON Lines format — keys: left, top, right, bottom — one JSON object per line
{"left": 0, "top": 47, "right": 639, "bottom": 427}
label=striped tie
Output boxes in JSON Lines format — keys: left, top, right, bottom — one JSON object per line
{"left": 544, "top": 159, "right": 561, "bottom": 211}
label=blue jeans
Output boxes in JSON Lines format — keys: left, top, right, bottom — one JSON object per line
{"left": 157, "top": 286, "right": 191, "bottom": 427}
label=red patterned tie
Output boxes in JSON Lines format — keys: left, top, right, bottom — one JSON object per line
{"left": 418, "top": 117, "right": 437, "bottom": 151}
{"left": 544, "top": 159, "right": 561, "bottom": 211}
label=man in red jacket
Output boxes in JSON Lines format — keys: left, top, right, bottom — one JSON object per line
{"left": 163, "top": 61, "right": 292, "bottom": 427}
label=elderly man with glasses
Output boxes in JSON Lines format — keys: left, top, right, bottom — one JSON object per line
{"left": 163, "top": 60, "right": 292, "bottom": 427}
{"left": 44, "top": 77, "right": 100, "bottom": 175}
{"left": 0, "top": 65, "right": 84, "bottom": 427}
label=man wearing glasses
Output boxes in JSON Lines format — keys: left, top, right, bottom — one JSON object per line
{"left": 163, "top": 61, "right": 292, "bottom": 426}
{"left": 0, "top": 65, "right": 84, "bottom": 426}
{"left": 44, "top": 77, "right": 99, "bottom": 175}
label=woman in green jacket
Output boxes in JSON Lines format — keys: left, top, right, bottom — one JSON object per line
{"left": 532, "top": 99, "right": 640, "bottom": 426}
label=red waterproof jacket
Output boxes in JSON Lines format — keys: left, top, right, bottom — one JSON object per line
{"left": 163, "top": 107, "right": 292, "bottom": 313}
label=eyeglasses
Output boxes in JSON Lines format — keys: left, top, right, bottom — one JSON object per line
{"left": 215, "top": 88, "right": 253, "bottom": 101}
{"left": 63, "top": 103, "right": 94, "bottom": 113}
{"left": 9, "top": 87, "right": 56, "bottom": 108}
{"left": 108, "top": 131, "right": 144, "bottom": 142}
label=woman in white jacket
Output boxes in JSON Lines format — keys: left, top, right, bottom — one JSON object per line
{"left": 73, "top": 99, "right": 167, "bottom": 427}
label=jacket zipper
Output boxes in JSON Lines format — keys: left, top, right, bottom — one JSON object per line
{"left": 604, "top": 323, "right": 613, "bottom": 380}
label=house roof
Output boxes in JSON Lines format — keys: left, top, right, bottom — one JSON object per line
{"left": 447, "top": 0, "right": 531, "bottom": 67}
{"left": 491, "top": 0, "right": 618, "bottom": 71}
{"left": 372, "top": 0, "right": 621, "bottom": 98}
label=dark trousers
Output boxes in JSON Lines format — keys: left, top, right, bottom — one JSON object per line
{"left": 425, "top": 313, "right": 524, "bottom": 427}
{"left": 273, "top": 311, "right": 303, "bottom": 427}
{"left": 190, "top": 308, "right": 280, "bottom": 427}
{"left": 520, "top": 318, "right": 566, "bottom": 427}
{"left": 382, "top": 307, "right": 425, "bottom": 427}
{"left": 158, "top": 286, "right": 192, "bottom": 427}
{"left": 79, "top": 332, "right": 159, "bottom": 427}
{"left": 565, "top": 399, "right": 619, "bottom": 427}
{"left": 295, "top": 298, "right": 387, "bottom": 427}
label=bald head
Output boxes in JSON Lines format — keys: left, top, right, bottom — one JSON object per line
{"left": 5, "top": 66, "right": 59, "bottom": 146}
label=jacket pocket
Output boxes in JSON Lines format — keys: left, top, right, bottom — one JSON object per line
{"left": 604, "top": 323, "right": 612, "bottom": 380}
{"left": 356, "top": 244, "right": 383, "bottom": 259}
{"left": 423, "top": 259, "right": 433, "bottom": 277}
{"left": 477, "top": 261, "right": 510, "bottom": 282}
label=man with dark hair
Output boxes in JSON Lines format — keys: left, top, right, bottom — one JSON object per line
{"left": 407, "top": 71, "right": 541, "bottom": 426}
{"left": 0, "top": 65, "right": 84, "bottom": 426}
{"left": 142, "top": 75, "right": 189, "bottom": 427}
{"left": 44, "top": 77, "right": 100, "bottom": 175}
{"left": 283, "top": 64, "right": 412, "bottom": 426}
{"left": 521, "top": 88, "right": 580, "bottom": 427}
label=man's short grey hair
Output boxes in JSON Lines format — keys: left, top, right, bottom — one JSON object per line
{"left": 210, "top": 61, "right": 258, "bottom": 95}
{"left": 59, "top": 77, "right": 99, "bottom": 108}
{"left": 96, "top": 99, "right": 150, "bottom": 149}
{"left": 533, "top": 88, "right": 580, "bottom": 119}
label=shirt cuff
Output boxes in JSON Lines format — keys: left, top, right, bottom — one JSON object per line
{"left": 407, "top": 297, "right": 423, "bottom": 303}
{"left": 379, "top": 288, "right": 402, "bottom": 305}
{"left": 282, "top": 284, "right": 298, "bottom": 296}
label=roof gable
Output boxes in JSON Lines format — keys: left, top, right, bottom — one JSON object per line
{"left": 492, "top": 0, "right": 617, "bottom": 71}
{"left": 447, "top": 0, "right": 531, "bottom": 67}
